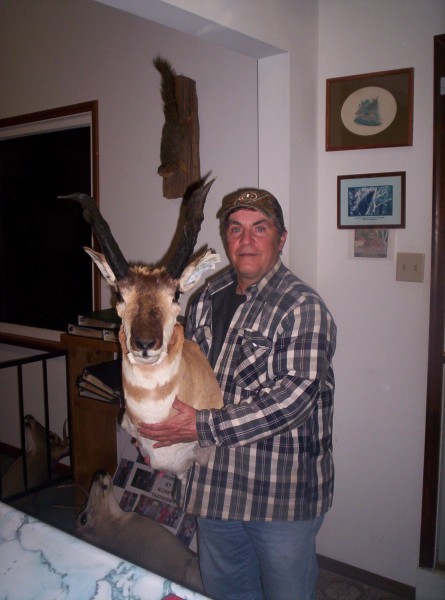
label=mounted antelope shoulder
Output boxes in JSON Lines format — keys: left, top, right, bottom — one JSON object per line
{"left": 60, "top": 179, "right": 222, "bottom": 481}
{"left": 1, "top": 414, "right": 70, "bottom": 498}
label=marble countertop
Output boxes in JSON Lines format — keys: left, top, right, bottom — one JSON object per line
{"left": 0, "top": 501, "right": 210, "bottom": 600}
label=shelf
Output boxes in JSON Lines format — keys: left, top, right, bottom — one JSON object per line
{"left": 60, "top": 333, "right": 121, "bottom": 490}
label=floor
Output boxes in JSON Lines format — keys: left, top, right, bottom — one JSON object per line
{"left": 1, "top": 455, "right": 407, "bottom": 600}
{"left": 316, "top": 569, "right": 407, "bottom": 600}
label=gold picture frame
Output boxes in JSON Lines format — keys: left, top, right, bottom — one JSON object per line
{"left": 326, "top": 68, "right": 414, "bottom": 151}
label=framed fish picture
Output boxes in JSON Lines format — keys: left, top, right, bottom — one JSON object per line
{"left": 326, "top": 68, "right": 414, "bottom": 151}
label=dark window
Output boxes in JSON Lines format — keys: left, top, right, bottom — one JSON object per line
{"left": 0, "top": 104, "right": 99, "bottom": 332}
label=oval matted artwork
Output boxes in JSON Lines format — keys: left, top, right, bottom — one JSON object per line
{"left": 341, "top": 86, "right": 397, "bottom": 136}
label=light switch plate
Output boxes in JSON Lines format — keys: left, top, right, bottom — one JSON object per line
{"left": 396, "top": 252, "right": 425, "bottom": 282}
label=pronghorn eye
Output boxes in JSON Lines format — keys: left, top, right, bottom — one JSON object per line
{"left": 79, "top": 513, "right": 87, "bottom": 526}
{"left": 115, "top": 291, "right": 123, "bottom": 303}
{"left": 173, "top": 288, "right": 181, "bottom": 303}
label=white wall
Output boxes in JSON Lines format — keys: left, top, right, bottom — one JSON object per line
{"left": 2, "top": 0, "right": 445, "bottom": 592}
{"left": 316, "top": 0, "right": 445, "bottom": 588}
{"left": 0, "top": 0, "right": 258, "bottom": 441}
{"left": 0, "top": 0, "right": 259, "bottom": 306}
{"left": 96, "top": 0, "right": 321, "bottom": 285}
{"left": 113, "top": 0, "right": 445, "bottom": 588}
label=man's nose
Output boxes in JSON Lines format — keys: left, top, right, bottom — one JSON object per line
{"left": 240, "top": 228, "right": 253, "bottom": 243}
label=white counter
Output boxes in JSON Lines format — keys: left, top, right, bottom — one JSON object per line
{"left": 0, "top": 501, "right": 210, "bottom": 600}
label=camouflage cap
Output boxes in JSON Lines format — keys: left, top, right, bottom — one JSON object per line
{"left": 220, "top": 189, "right": 286, "bottom": 232}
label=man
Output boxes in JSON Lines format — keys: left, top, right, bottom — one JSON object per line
{"left": 139, "top": 189, "right": 337, "bottom": 600}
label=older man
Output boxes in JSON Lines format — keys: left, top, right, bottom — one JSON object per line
{"left": 139, "top": 189, "right": 337, "bottom": 600}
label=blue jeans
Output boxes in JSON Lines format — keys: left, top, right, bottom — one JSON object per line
{"left": 197, "top": 515, "right": 324, "bottom": 600}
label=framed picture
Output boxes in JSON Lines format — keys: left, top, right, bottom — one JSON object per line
{"left": 354, "top": 229, "right": 389, "bottom": 258}
{"left": 337, "top": 171, "right": 406, "bottom": 229}
{"left": 326, "top": 68, "right": 413, "bottom": 151}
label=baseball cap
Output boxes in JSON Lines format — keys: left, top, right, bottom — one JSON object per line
{"left": 219, "top": 189, "right": 286, "bottom": 232}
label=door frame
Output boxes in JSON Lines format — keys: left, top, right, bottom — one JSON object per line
{"left": 420, "top": 33, "right": 445, "bottom": 569}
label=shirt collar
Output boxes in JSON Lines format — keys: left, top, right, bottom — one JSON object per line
{"left": 208, "top": 259, "right": 284, "bottom": 297}
{"left": 253, "top": 258, "right": 284, "bottom": 294}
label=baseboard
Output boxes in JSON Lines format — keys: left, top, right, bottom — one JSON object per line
{"left": 318, "top": 555, "right": 415, "bottom": 599}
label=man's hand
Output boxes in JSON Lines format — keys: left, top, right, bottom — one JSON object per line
{"left": 137, "top": 397, "right": 198, "bottom": 448}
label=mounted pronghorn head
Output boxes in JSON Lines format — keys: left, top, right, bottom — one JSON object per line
{"left": 60, "top": 177, "right": 219, "bottom": 365}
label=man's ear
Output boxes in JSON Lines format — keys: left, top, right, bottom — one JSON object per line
{"left": 279, "top": 230, "right": 287, "bottom": 252}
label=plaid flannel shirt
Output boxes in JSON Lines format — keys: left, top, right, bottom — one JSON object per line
{"left": 184, "top": 259, "right": 337, "bottom": 521}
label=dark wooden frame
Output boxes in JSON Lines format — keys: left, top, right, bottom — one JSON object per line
{"left": 337, "top": 171, "right": 406, "bottom": 229}
{"left": 420, "top": 34, "right": 445, "bottom": 570}
{"left": 326, "top": 68, "right": 414, "bottom": 151}
{"left": 0, "top": 101, "right": 100, "bottom": 349}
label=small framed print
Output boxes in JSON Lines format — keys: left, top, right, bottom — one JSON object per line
{"left": 326, "top": 68, "right": 413, "bottom": 151}
{"left": 337, "top": 171, "right": 406, "bottom": 229}
{"left": 354, "top": 229, "right": 389, "bottom": 258}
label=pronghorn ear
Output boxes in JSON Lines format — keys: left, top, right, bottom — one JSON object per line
{"left": 178, "top": 249, "right": 220, "bottom": 293}
{"left": 83, "top": 247, "right": 117, "bottom": 286}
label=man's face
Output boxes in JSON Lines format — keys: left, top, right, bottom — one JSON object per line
{"left": 225, "top": 208, "right": 287, "bottom": 292}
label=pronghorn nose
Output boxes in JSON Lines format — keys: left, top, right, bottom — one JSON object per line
{"left": 136, "top": 339, "right": 157, "bottom": 352}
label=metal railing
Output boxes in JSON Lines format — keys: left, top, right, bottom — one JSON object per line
{"left": 0, "top": 349, "right": 71, "bottom": 501}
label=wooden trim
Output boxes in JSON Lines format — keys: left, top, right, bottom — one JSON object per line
{"left": 89, "top": 100, "right": 101, "bottom": 311}
{"left": 0, "top": 332, "right": 63, "bottom": 352}
{"left": 420, "top": 33, "right": 445, "bottom": 569}
{"left": 0, "top": 101, "right": 97, "bottom": 129}
{"left": 318, "top": 555, "right": 415, "bottom": 599}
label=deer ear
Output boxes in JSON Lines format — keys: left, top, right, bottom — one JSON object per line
{"left": 83, "top": 247, "right": 117, "bottom": 285}
{"left": 178, "top": 249, "right": 220, "bottom": 293}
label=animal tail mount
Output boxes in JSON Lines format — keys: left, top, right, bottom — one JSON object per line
{"left": 153, "top": 54, "right": 183, "bottom": 178}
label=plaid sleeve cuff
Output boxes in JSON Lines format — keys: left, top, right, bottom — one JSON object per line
{"left": 197, "top": 409, "right": 217, "bottom": 447}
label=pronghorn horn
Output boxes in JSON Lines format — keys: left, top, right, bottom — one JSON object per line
{"left": 167, "top": 175, "right": 215, "bottom": 279}
{"left": 59, "top": 193, "right": 130, "bottom": 280}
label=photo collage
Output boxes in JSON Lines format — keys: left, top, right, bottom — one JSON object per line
{"left": 112, "top": 430, "right": 198, "bottom": 551}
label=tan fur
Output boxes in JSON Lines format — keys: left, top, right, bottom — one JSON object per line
{"left": 1, "top": 415, "right": 69, "bottom": 498}
{"left": 120, "top": 323, "right": 223, "bottom": 477}
{"left": 85, "top": 249, "right": 223, "bottom": 477}
{"left": 179, "top": 336, "right": 223, "bottom": 410}
{"left": 76, "top": 471, "right": 205, "bottom": 594}
{"left": 122, "top": 325, "right": 221, "bottom": 416}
